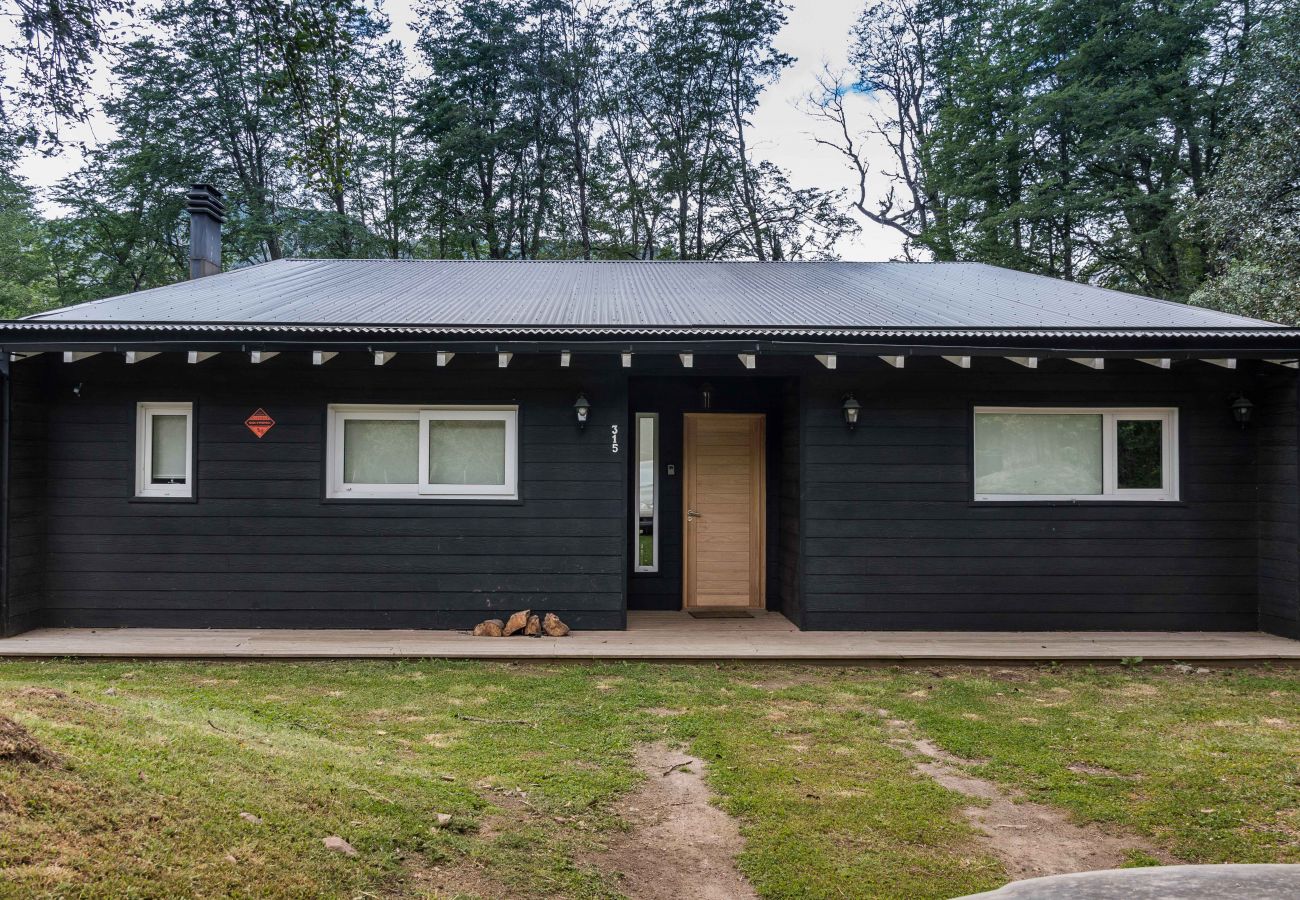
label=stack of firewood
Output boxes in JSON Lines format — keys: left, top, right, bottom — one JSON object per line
{"left": 471, "top": 609, "right": 570, "bottom": 637}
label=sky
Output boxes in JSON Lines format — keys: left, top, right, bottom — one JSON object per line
{"left": 15, "top": 0, "right": 904, "bottom": 261}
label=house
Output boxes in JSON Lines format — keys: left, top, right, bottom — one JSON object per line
{"left": 1, "top": 184, "right": 1299, "bottom": 640}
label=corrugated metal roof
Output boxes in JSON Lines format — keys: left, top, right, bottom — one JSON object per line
{"left": 19, "top": 259, "right": 1282, "bottom": 333}
{"left": 0, "top": 322, "right": 1294, "bottom": 340}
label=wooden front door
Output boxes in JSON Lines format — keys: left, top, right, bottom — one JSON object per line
{"left": 683, "top": 413, "right": 766, "bottom": 609}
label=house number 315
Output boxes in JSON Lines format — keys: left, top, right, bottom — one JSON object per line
{"left": 611, "top": 424, "right": 620, "bottom": 454}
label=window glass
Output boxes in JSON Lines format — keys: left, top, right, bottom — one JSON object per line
{"left": 1117, "top": 419, "right": 1163, "bottom": 489}
{"left": 330, "top": 405, "right": 517, "bottom": 499}
{"left": 343, "top": 419, "right": 418, "bottom": 484}
{"left": 636, "top": 413, "right": 657, "bottom": 571}
{"left": 136, "top": 402, "right": 192, "bottom": 498}
{"left": 974, "top": 413, "right": 1103, "bottom": 495}
{"left": 427, "top": 419, "right": 506, "bottom": 485}
{"left": 150, "top": 414, "right": 189, "bottom": 483}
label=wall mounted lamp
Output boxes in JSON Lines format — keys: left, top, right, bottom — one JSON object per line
{"left": 1231, "top": 395, "right": 1254, "bottom": 428}
{"left": 574, "top": 392, "right": 591, "bottom": 429}
{"left": 842, "top": 393, "right": 861, "bottom": 431}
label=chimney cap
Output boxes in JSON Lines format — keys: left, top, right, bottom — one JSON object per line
{"left": 186, "top": 183, "right": 227, "bottom": 224}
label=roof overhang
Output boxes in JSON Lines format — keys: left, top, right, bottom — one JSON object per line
{"left": 4, "top": 322, "right": 1300, "bottom": 360}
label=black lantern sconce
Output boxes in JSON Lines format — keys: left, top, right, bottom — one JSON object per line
{"left": 1231, "top": 395, "right": 1254, "bottom": 429}
{"left": 574, "top": 392, "right": 591, "bottom": 429}
{"left": 701, "top": 382, "right": 714, "bottom": 410}
{"left": 841, "top": 393, "right": 862, "bottom": 431}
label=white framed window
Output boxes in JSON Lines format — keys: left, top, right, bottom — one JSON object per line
{"left": 327, "top": 404, "right": 518, "bottom": 500}
{"left": 973, "top": 407, "right": 1178, "bottom": 502}
{"left": 634, "top": 412, "right": 659, "bottom": 572}
{"left": 135, "top": 402, "right": 193, "bottom": 498}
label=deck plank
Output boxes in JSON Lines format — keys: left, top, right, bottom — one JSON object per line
{"left": 1, "top": 612, "right": 1298, "bottom": 661}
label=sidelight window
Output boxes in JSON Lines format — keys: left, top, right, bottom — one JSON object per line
{"left": 973, "top": 407, "right": 1177, "bottom": 501}
{"left": 328, "top": 404, "right": 518, "bottom": 499}
{"left": 635, "top": 413, "right": 659, "bottom": 571}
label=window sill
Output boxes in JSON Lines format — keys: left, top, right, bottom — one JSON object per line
{"left": 129, "top": 495, "right": 198, "bottom": 504}
{"left": 968, "top": 499, "right": 1187, "bottom": 508}
{"left": 321, "top": 497, "right": 524, "bottom": 507}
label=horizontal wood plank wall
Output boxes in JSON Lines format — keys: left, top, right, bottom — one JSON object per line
{"left": 778, "top": 380, "right": 802, "bottom": 626}
{"left": 25, "top": 353, "right": 627, "bottom": 630}
{"left": 3, "top": 363, "right": 49, "bottom": 635}
{"left": 800, "top": 359, "right": 1274, "bottom": 631}
{"left": 1258, "top": 376, "right": 1300, "bottom": 638}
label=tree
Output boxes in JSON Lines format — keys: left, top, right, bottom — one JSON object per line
{"left": 1188, "top": 0, "right": 1300, "bottom": 322}
{"left": 155, "top": 0, "right": 297, "bottom": 263}
{"left": 413, "top": 0, "right": 546, "bottom": 258}
{"left": 359, "top": 41, "right": 421, "bottom": 259}
{"left": 833, "top": 0, "right": 1260, "bottom": 298}
{"left": 46, "top": 34, "right": 207, "bottom": 301}
{"left": 0, "top": 161, "right": 56, "bottom": 316}
{"left": 2, "top": 0, "right": 128, "bottom": 147}
{"left": 255, "top": 0, "right": 389, "bottom": 256}
{"left": 808, "top": 0, "right": 949, "bottom": 259}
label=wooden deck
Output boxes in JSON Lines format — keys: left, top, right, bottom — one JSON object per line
{"left": 1, "top": 612, "right": 1298, "bottom": 662}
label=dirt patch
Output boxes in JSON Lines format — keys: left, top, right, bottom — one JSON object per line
{"left": 16, "top": 687, "right": 72, "bottom": 701}
{"left": 583, "top": 743, "right": 757, "bottom": 900}
{"left": 745, "top": 669, "right": 822, "bottom": 691}
{"left": 475, "top": 787, "right": 541, "bottom": 840}
{"left": 402, "top": 850, "right": 516, "bottom": 899}
{"left": 1067, "top": 762, "right": 1142, "bottom": 780}
{"left": 875, "top": 708, "right": 1179, "bottom": 880}
{"left": 0, "top": 715, "right": 62, "bottom": 767}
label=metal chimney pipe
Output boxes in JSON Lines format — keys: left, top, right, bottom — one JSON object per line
{"left": 186, "top": 183, "right": 226, "bottom": 279}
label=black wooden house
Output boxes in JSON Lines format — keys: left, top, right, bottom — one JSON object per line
{"left": 2, "top": 185, "right": 1299, "bottom": 639}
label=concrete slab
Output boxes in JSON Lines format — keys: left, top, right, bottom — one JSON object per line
{"left": 955, "top": 864, "right": 1300, "bottom": 899}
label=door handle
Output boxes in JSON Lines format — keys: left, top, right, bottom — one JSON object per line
{"left": 687, "top": 508, "right": 702, "bottom": 520}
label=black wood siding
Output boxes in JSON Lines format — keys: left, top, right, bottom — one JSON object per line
{"left": 1258, "top": 376, "right": 1300, "bottom": 638}
{"left": 15, "top": 353, "right": 627, "bottom": 630}
{"left": 4, "top": 351, "right": 1297, "bottom": 636}
{"left": 798, "top": 359, "right": 1272, "bottom": 631}
{"left": 778, "top": 380, "right": 802, "bottom": 626}
{"left": 2, "top": 364, "right": 49, "bottom": 635}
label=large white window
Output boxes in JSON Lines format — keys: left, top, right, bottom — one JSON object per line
{"left": 974, "top": 407, "right": 1178, "bottom": 502}
{"left": 136, "top": 402, "right": 193, "bottom": 498}
{"left": 327, "top": 404, "right": 518, "bottom": 499}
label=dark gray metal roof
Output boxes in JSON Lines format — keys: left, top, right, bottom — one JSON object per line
{"left": 18, "top": 259, "right": 1283, "bottom": 334}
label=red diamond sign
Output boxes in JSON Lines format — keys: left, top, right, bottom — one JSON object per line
{"left": 245, "top": 408, "right": 275, "bottom": 439}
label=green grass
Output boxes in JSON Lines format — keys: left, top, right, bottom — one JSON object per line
{"left": 0, "top": 661, "right": 1297, "bottom": 899}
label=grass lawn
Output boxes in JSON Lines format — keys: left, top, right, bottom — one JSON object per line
{"left": 0, "top": 660, "right": 1297, "bottom": 899}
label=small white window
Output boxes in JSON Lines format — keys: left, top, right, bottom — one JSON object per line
{"left": 974, "top": 407, "right": 1177, "bottom": 501}
{"left": 136, "top": 402, "right": 193, "bottom": 498}
{"left": 327, "top": 404, "right": 518, "bottom": 499}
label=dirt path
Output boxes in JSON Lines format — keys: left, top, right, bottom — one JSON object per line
{"left": 875, "top": 708, "right": 1181, "bottom": 881}
{"left": 584, "top": 742, "right": 758, "bottom": 900}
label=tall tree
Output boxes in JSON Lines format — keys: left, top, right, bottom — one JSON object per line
{"left": 808, "top": 0, "right": 949, "bottom": 259}
{"left": 256, "top": 0, "right": 389, "bottom": 256}
{"left": 155, "top": 0, "right": 296, "bottom": 263}
{"left": 0, "top": 160, "right": 56, "bottom": 316}
{"left": 413, "top": 0, "right": 540, "bottom": 258}
{"left": 1188, "top": 0, "right": 1300, "bottom": 322}
{"left": 834, "top": 0, "right": 1261, "bottom": 297}
{"left": 48, "top": 35, "right": 208, "bottom": 300}
{"left": 2, "top": 0, "right": 128, "bottom": 147}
